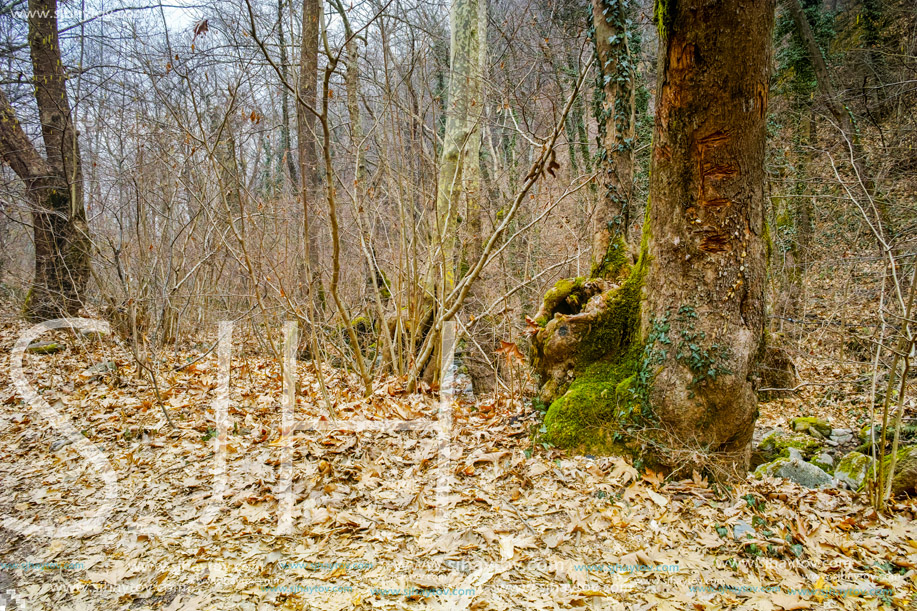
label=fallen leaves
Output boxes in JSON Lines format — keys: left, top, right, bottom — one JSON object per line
{"left": 0, "top": 313, "right": 915, "bottom": 611}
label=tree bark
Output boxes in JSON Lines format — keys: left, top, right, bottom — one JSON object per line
{"left": 297, "top": 0, "right": 322, "bottom": 293}
{"left": 435, "top": 0, "right": 486, "bottom": 297}
{"left": 0, "top": 0, "right": 91, "bottom": 320}
{"left": 278, "top": 0, "right": 298, "bottom": 188}
{"left": 643, "top": 0, "right": 774, "bottom": 476}
{"left": 590, "top": 0, "right": 635, "bottom": 272}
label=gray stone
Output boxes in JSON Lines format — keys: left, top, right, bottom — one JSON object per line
{"left": 50, "top": 438, "right": 74, "bottom": 451}
{"left": 27, "top": 341, "right": 64, "bottom": 354}
{"left": 733, "top": 520, "right": 755, "bottom": 541}
{"left": 835, "top": 451, "right": 874, "bottom": 490}
{"left": 754, "top": 447, "right": 835, "bottom": 488}
{"left": 83, "top": 361, "right": 118, "bottom": 376}
{"left": 829, "top": 432, "right": 853, "bottom": 445}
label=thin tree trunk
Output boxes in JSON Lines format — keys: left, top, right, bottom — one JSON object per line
{"left": 435, "top": 0, "right": 487, "bottom": 299}
{"left": 278, "top": 0, "right": 298, "bottom": 187}
{"left": 591, "top": 0, "right": 635, "bottom": 273}
{"left": 297, "top": 0, "right": 322, "bottom": 298}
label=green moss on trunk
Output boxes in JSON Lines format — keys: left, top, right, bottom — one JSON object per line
{"left": 541, "top": 226, "right": 651, "bottom": 454}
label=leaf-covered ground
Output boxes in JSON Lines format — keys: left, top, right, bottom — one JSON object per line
{"left": 0, "top": 309, "right": 915, "bottom": 611}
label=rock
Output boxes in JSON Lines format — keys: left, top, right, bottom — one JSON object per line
{"left": 888, "top": 447, "right": 917, "bottom": 496}
{"left": 754, "top": 430, "right": 822, "bottom": 466}
{"left": 866, "top": 446, "right": 917, "bottom": 497}
{"left": 754, "top": 448, "right": 835, "bottom": 488}
{"left": 27, "top": 341, "right": 64, "bottom": 354}
{"left": 733, "top": 520, "right": 755, "bottom": 541}
{"left": 829, "top": 431, "right": 853, "bottom": 445}
{"left": 812, "top": 452, "right": 834, "bottom": 473}
{"left": 79, "top": 330, "right": 108, "bottom": 341}
{"left": 50, "top": 438, "right": 74, "bottom": 451}
{"left": 83, "top": 361, "right": 118, "bottom": 377}
{"left": 835, "top": 451, "right": 874, "bottom": 490}
{"left": 791, "top": 417, "right": 832, "bottom": 437}
{"left": 859, "top": 424, "right": 880, "bottom": 444}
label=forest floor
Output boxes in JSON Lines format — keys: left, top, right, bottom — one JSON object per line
{"left": 0, "top": 304, "right": 915, "bottom": 611}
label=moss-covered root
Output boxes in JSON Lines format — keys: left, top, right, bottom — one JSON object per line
{"left": 542, "top": 348, "right": 642, "bottom": 454}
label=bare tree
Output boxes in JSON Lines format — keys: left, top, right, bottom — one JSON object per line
{"left": 0, "top": 0, "right": 90, "bottom": 320}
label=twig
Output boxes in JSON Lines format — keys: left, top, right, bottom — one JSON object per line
{"left": 500, "top": 495, "right": 538, "bottom": 537}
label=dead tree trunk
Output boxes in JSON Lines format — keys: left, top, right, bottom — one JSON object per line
{"left": 0, "top": 0, "right": 91, "bottom": 320}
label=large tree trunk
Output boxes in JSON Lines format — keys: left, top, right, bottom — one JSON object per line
{"left": 534, "top": 0, "right": 774, "bottom": 479}
{"left": 0, "top": 0, "right": 90, "bottom": 320}
{"left": 590, "top": 0, "right": 636, "bottom": 273}
{"left": 643, "top": 0, "right": 774, "bottom": 476}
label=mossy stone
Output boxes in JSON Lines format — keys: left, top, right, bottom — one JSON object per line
{"left": 836, "top": 451, "right": 874, "bottom": 490}
{"left": 27, "top": 341, "right": 65, "bottom": 355}
{"left": 754, "top": 448, "right": 834, "bottom": 488}
{"left": 811, "top": 452, "right": 834, "bottom": 474}
{"left": 791, "top": 417, "right": 832, "bottom": 437}
{"left": 865, "top": 446, "right": 917, "bottom": 497}
{"left": 757, "top": 430, "right": 822, "bottom": 462}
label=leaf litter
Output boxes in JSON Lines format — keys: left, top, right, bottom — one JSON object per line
{"left": 0, "top": 312, "right": 915, "bottom": 610}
